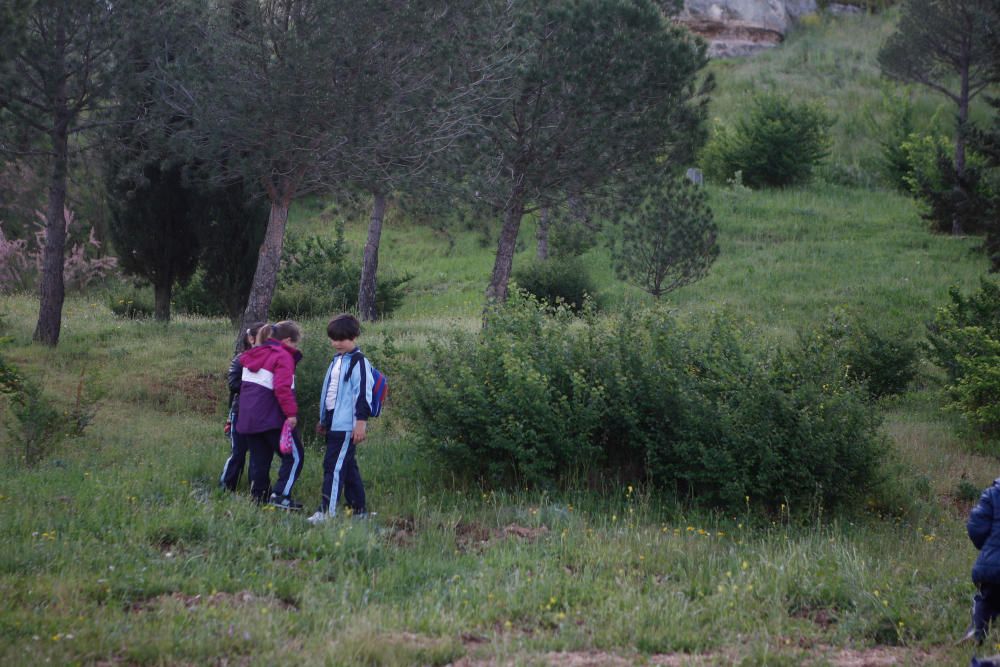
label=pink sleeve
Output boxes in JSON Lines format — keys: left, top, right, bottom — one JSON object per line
{"left": 272, "top": 351, "right": 298, "bottom": 418}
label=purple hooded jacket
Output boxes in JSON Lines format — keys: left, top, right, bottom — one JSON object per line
{"left": 235, "top": 339, "right": 302, "bottom": 434}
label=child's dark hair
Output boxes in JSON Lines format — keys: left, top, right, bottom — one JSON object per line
{"left": 327, "top": 313, "right": 361, "bottom": 341}
{"left": 242, "top": 321, "right": 266, "bottom": 351}
{"left": 257, "top": 320, "right": 302, "bottom": 345}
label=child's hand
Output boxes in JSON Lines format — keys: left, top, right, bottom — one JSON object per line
{"left": 224, "top": 420, "right": 232, "bottom": 436}
{"left": 315, "top": 421, "right": 327, "bottom": 436}
{"left": 352, "top": 420, "right": 367, "bottom": 444}
{"left": 286, "top": 416, "right": 298, "bottom": 429}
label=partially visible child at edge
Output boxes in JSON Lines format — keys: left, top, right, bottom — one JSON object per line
{"left": 236, "top": 320, "right": 306, "bottom": 509}
{"left": 964, "top": 477, "right": 1000, "bottom": 645}
{"left": 219, "top": 322, "right": 264, "bottom": 492}
{"left": 307, "top": 314, "right": 372, "bottom": 524}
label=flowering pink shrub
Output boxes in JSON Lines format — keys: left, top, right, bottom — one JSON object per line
{"left": 0, "top": 223, "right": 30, "bottom": 292}
{"left": 31, "top": 207, "right": 117, "bottom": 290}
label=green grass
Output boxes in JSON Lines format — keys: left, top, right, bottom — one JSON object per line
{"left": 3, "top": 11, "right": 1000, "bottom": 666}
{"left": 0, "top": 179, "right": 995, "bottom": 663}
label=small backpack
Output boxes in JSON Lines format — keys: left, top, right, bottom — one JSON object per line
{"left": 347, "top": 353, "right": 388, "bottom": 418}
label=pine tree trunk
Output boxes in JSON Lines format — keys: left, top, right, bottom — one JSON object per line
{"left": 952, "top": 37, "right": 971, "bottom": 236}
{"left": 486, "top": 188, "right": 525, "bottom": 304}
{"left": 536, "top": 206, "right": 550, "bottom": 261}
{"left": 237, "top": 192, "right": 292, "bottom": 348}
{"left": 33, "top": 102, "right": 69, "bottom": 345}
{"left": 358, "top": 192, "right": 388, "bottom": 322}
{"left": 154, "top": 280, "right": 172, "bottom": 322}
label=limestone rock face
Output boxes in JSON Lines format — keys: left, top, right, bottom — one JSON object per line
{"left": 677, "top": 0, "right": 818, "bottom": 58}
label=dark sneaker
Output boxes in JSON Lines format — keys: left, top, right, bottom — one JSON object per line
{"left": 268, "top": 493, "right": 303, "bottom": 511}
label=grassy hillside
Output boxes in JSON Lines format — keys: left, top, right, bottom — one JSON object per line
{"left": 1, "top": 11, "right": 998, "bottom": 667}
{"left": 706, "top": 10, "right": 995, "bottom": 185}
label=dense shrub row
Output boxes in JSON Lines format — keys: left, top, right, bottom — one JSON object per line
{"left": 809, "top": 311, "right": 920, "bottom": 400}
{"left": 406, "top": 294, "right": 886, "bottom": 509}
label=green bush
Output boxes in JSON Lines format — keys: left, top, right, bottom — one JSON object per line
{"left": 406, "top": 293, "right": 884, "bottom": 509}
{"left": 512, "top": 256, "right": 596, "bottom": 311}
{"left": 172, "top": 229, "right": 412, "bottom": 320}
{"left": 951, "top": 335, "right": 1000, "bottom": 435}
{"left": 901, "top": 133, "right": 995, "bottom": 235}
{"left": 926, "top": 279, "right": 1000, "bottom": 383}
{"left": 870, "top": 88, "right": 916, "bottom": 191}
{"left": 107, "top": 285, "right": 155, "bottom": 319}
{"left": 808, "top": 312, "right": 920, "bottom": 399}
{"left": 271, "top": 232, "right": 411, "bottom": 320}
{"left": 171, "top": 270, "right": 221, "bottom": 317}
{"left": 0, "top": 347, "right": 89, "bottom": 466}
{"left": 926, "top": 279, "right": 1000, "bottom": 434}
{"left": 701, "top": 93, "right": 834, "bottom": 188}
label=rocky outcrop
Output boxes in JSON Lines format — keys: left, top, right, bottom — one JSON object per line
{"left": 677, "top": 0, "right": 819, "bottom": 58}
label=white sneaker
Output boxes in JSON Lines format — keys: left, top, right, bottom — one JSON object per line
{"left": 307, "top": 511, "right": 327, "bottom": 525}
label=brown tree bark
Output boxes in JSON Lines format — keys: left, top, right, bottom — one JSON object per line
{"left": 154, "top": 280, "right": 173, "bottom": 322}
{"left": 32, "top": 19, "right": 69, "bottom": 346}
{"left": 486, "top": 186, "right": 525, "bottom": 304}
{"left": 358, "top": 191, "right": 388, "bottom": 322}
{"left": 536, "top": 206, "right": 550, "bottom": 261}
{"left": 236, "top": 184, "right": 293, "bottom": 349}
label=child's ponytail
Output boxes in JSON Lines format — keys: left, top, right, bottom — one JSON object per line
{"left": 243, "top": 321, "right": 266, "bottom": 350}
{"left": 256, "top": 320, "right": 301, "bottom": 346}
{"left": 255, "top": 323, "right": 273, "bottom": 346}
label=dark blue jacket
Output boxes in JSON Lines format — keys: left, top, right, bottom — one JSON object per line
{"left": 968, "top": 478, "right": 1000, "bottom": 583}
{"left": 227, "top": 354, "right": 243, "bottom": 418}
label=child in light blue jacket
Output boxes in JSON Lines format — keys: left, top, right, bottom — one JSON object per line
{"left": 308, "top": 314, "right": 373, "bottom": 524}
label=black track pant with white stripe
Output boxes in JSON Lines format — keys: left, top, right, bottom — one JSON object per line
{"left": 320, "top": 431, "right": 366, "bottom": 516}
{"left": 246, "top": 427, "right": 304, "bottom": 502}
{"left": 220, "top": 424, "right": 248, "bottom": 491}
{"left": 273, "top": 427, "right": 304, "bottom": 499}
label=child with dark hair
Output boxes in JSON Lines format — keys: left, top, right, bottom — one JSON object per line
{"left": 964, "top": 477, "right": 1000, "bottom": 644}
{"left": 308, "top": 313, "right": 372, "bottom": 524}
{"left": 237, "top": 320, "right": 305, "bottom": 509}
{"left": 219, "top": 322, "right": 265, "bottom": 491}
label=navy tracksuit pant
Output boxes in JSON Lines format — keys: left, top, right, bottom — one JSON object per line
{"left": 219, "top": 427, "right": 248, "bottom": 491}
{"left": 245, "top": 427, "right": 304, "bottom": 502}
{"left": 972, "top": 582, "right": 1000, "bottom": 640}
{"left": 320, "top": 431, "right": 366, "bottom": 516}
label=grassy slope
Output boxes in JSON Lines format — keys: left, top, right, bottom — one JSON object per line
{"left": 1, "top": 12, "right": 998, "bottom": 666}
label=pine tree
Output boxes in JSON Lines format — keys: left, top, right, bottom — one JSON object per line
{"left": 0, "top": 0, "right": 115, "bottom": 345}
{"left": 107, "top": 164, "right": 200, "bottom": 321}
{"left": 878, "top": 0, "right": 998, "bottom": 234}
{"left": 466, "top": 0, "right": 710, "bottom": 304}
{"left": 611, "top": 177, "right": 718, "bottom": 298}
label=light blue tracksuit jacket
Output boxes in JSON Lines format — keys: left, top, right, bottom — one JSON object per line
{"left": 318, "top": 348, "right": 373, "bottom": 432}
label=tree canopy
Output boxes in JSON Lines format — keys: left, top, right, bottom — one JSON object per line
{"left": 465, "top": 0, "right": 711, "bottom": 302}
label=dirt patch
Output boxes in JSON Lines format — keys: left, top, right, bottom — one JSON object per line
{"left": 451, "top": 646, "right": 948, "bottom": 666}
{"left": 130, "top": 590, "right": 296, "bottom": 613}
{"left": 455, "top": 521, "right": 493, "bottom": 550}
{"left": 820, "top": 647, "right": 943, "bottom": 666}
{"left": 387, "top": 517, "right": 417, "bottom": 547}
{"left": 500, "top": 524, "right": 549, "bottom": 540}
{"left": 383, "top": 518, "right": 552, "bottom": 551}
{"left": 144, "top": 371, "right": 221, "bottom": 415}
{"left": 791, "top": 605, "right": 838, "bottom": 630}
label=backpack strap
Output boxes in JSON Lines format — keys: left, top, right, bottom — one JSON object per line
{"left": 345, "top": 350, "right": 365, "bottom": 379}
